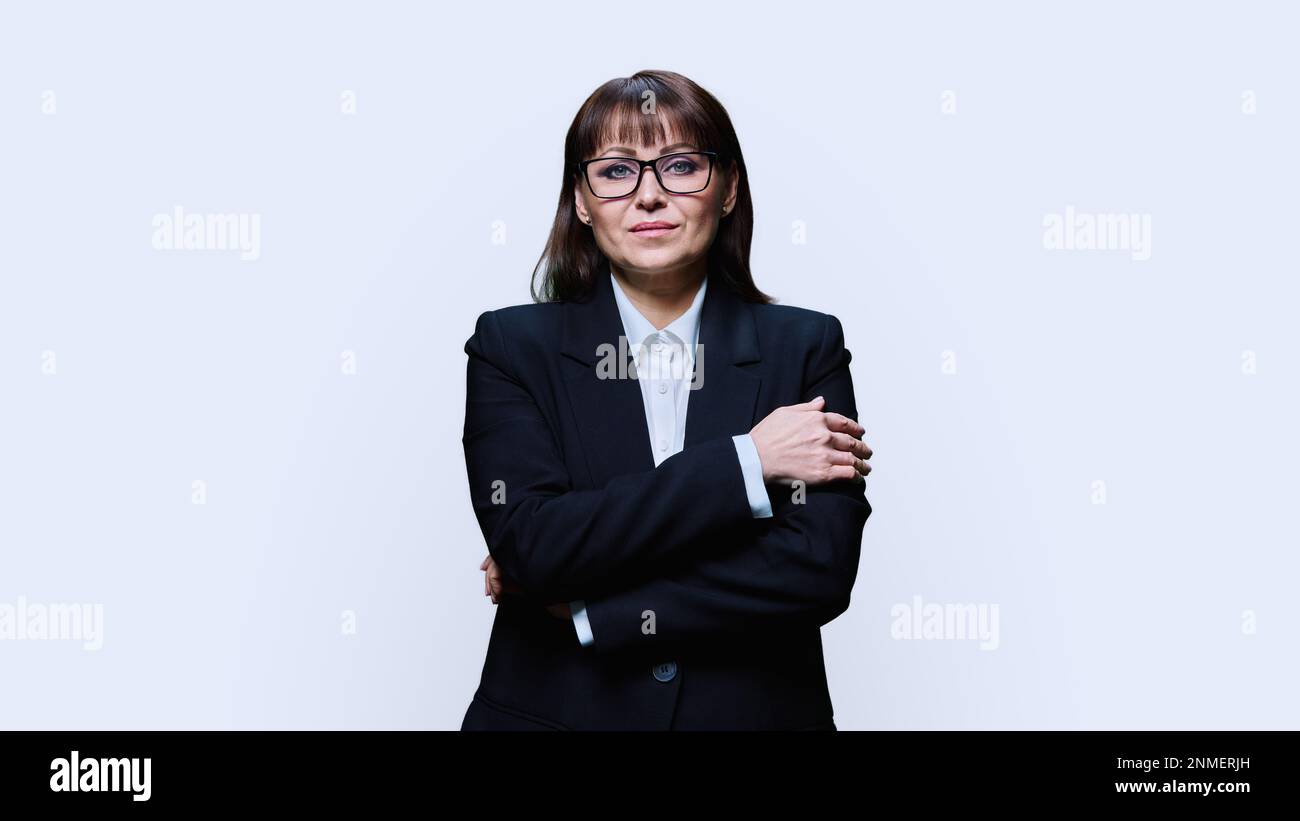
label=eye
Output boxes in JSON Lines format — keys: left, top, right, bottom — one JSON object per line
{"left": 662, "top": 159, "right": 698, "bottom": 175}
{"left": 597, "top": 161, "right": 637, "bottom": 180}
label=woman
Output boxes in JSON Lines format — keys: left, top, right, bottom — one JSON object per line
{"left": 460, "top": 70, "right": 873, "bottom": 731}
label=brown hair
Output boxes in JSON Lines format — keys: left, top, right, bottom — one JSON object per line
{"left": 530, "top": 70, "right": 774, "bottom": 305}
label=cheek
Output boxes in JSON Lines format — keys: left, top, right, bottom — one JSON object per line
{"left": 685, "top": 216, "right": 721, "bottom": 248}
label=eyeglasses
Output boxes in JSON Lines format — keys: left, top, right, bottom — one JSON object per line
{"left": 578, "top": 150, "right": 718, "bottom": 199}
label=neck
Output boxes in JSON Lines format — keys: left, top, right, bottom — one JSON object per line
{"left": 611, "top": 259, "right": 707, "bottom": 331}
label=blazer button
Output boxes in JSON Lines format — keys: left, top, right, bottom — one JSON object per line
{"left": 652, "top": 661, "right": 678, "bottom": 682}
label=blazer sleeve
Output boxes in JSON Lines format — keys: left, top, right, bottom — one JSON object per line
{"left": 579, "top": 313, "right": 872, "bottom": 654}
{"left": 462, "top": 309, "right": 756, "bottom": 604}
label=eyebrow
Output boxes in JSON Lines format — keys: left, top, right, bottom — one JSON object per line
{"left": 596, "top": 142, "right": 698, "bottom": 158}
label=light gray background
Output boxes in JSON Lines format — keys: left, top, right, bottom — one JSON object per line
{"left": 1, "top": 1, "right": 1295, "bottom": 729}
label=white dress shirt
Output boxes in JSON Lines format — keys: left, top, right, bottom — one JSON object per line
{"left": 570, "top": 270, "right": 773, "bottom": 647}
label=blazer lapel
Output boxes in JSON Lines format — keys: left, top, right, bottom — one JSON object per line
{"left": 560, "top": 268, "right": 763, "bottom": 488}
{"left": 683, "top": 271, "right": 762, "bottom": 450}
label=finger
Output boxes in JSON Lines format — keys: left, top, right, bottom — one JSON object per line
{"left": 822, "top": 411, "right": 863, "bottom": 436}
{"left": 825, "top": 450, "right": 870, "bottom": 476}
{"left": 484, "top": 572, "right": 489, "bottom": 597}
{"left": 827, "top": 464, "right": 861, "bottom": 482}
{"left": 827, "top": 449, "right": 858, "bottom": 467}
{"left": 822, "top": 411, "right": 865, "bottom": 438}
{"left": 480, "top": 556, "right": 490, "bottom": 571}
{"left": 793, "top": 395, "right": 825, "bottom": 410}
{"left": 828, "top": 431, "right": 871, "bottom": 458}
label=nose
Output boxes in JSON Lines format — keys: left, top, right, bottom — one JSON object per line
{"left": 634, "top": 164, "right": 668, "bottom": 209}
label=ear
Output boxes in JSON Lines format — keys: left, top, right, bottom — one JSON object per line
{"left": 573, "top": 180, "right": 591, "bottom": 225}
{"left": 721, "top": 160, "right": 739, "bottom": 216}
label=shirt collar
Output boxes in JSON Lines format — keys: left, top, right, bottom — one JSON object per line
{"left": 609, "top": 268, "right": 707, "bottom": 363}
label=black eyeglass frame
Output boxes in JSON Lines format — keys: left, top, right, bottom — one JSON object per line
{"left": 577, "top": 150, "right": 719, "bottom": 199}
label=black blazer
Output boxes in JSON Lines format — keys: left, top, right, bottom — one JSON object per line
{"left": 459, "top": 268, "right": 871, "bottom": 730}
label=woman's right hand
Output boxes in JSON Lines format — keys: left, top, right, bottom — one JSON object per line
{"left": 749, "top": 396, "right": 872, "bottom": 486}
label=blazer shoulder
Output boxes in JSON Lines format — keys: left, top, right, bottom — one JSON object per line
{"left": 466, "top": 300, "right": 565, "bottom": 356}
{"left": 749, "top": 301, "right": 849, "bottom": 351}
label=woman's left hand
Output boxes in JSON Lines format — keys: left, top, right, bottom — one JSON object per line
{"left": 481, "top": 555, "right": 571, "bottom": 620}
{"left": 481, "top": 554, "right": 520, "bottom": 603}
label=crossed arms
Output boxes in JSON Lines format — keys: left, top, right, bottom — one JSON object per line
{"left": 461, "top": 309, "right": 871, "bottom": 655}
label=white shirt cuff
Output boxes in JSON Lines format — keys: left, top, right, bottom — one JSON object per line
{"left": 571, "top": 599, "right": 594, "bottom": 647}
{"left": 732, "top": 434, "right": 774, "bottom": 518}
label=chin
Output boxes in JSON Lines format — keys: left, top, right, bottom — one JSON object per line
{"left": 622, "top": 248, "right": 693, "bottom": 271}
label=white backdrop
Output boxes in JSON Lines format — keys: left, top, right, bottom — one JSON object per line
{"left": 1, "top": 0, "right": 1296, "bottom": 729}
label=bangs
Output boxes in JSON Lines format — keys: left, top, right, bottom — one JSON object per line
{"left": 537, "top": 69, "right": 770, "bottom": 304}
{"left": 573, "top": 76, "right": 721, "bottom": 162}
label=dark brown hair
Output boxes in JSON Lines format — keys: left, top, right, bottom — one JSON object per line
{"left": 530, "top": 69, "right": 774, "bottom": 305}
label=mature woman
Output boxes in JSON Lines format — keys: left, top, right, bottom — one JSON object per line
{"left": 460, "top": 70, "right": 873, "bottom": 731}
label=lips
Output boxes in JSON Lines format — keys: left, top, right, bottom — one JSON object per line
{"left": 630, "top": 221, "right": 678, "bottom": 236}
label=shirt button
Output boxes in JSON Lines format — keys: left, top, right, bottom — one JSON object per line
{"left": 657, "top": 383, "right": 668, "bottom": 394}
{"left": 658, "top": 439, "right": 668, "bottom": 452}
{"left": 653, "top": 661, "right": 678, "bottom": 682}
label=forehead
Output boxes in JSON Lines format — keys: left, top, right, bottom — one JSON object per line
{"left": 592, "top": 111, "right": 700, "bottom": 158}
